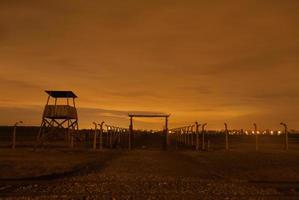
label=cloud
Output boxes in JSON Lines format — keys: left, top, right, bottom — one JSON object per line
{"left": 0, "top": 106, "right": 41, "bottom": 125}
{"left": 79, "top": 107, "right": 167, "bottom": 118}
{"left": 0, "top": 78, "right": 42, "bottom": 90}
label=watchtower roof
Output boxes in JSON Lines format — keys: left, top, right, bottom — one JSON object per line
{"left": 45, "top": 90, "right": 77, "bottom": 98}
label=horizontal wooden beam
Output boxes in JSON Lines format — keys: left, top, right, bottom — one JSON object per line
{"left": 128, "top": 114, "right": 170, "bottom": 118}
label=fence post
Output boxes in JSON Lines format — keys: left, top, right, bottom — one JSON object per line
{"left": 118, "top": 128, "right": 121, "bottom": 144}
{"left": 12, "top": 121, "right": 22, "bottom": 149}
{"left": 224, "top": 123, "right": 229, "bottom": 151}
{"left": 92, "top": 122, "right": 97, "bottom": 151}
{"left": 175, "top": 131, "right": 178, "bottom": 150}
{"left": 254, "top": 123, "right": 258, "bottom": 151}
{"left": 280, "top": 123, "right": 288, "bottom": 151}
{"left": 195, "top": 122, "right": 200, "bottom": 151}
{"left": 98, "top": 122, "right": 104, "bottom": 151}
{"left": 110, "top": 127, "right": 115, "bottom": 149}
{"left": 186, "top": 127, "right": 190, "bottom": 146}
{"left": 202, "top": 123, "right": 207, "bottom": 150}
{"left": 106, "top": 128, "right": 109, "bottom": 147}
{"left": 191, "top": 126, "right": 194, "bottom": 147}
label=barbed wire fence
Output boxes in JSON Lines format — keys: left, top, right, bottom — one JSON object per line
{"left": 1, "top": 122, "right": 299, "bottom": 151}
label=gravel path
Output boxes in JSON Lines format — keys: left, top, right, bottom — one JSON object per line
{"left": 0, "top": 150, "right": 295, "bottom": 199}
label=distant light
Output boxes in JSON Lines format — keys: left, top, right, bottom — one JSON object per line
{"left": 257, "top": 131, "right": 260, "bottom": 134}
{"left": 252, "top": 131, "right": 255, "bottom": 134}
{"left": 270, "top": 130, "right": 274, "bottom": 134}
{"left": 278, "top": 131, "right": 282, "bottom": 135}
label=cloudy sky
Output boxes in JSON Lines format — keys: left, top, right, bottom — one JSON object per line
{"left": 0, "top": 0, "right": 298, "bottom": 130}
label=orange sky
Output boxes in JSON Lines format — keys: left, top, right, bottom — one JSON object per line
{"left": 0, "top": 0, "right": 298, "bottom": 130}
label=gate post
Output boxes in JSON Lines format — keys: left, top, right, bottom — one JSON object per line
{"left": 129, "top": 117, "right": 133, "bottom": 150}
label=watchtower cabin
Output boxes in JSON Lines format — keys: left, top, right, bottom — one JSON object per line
{"left": 37, "top": 91, "right": 79, "bottom": 148}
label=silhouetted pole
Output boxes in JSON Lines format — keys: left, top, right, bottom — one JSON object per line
{"left": 111, "top": 127, "right": 117, "bottom": 148}
{"left": 98, "top": 121, "right": 104, "bottom": 151}
{"left": 105, "top": 125, "right": 110, "bottom": 148}
{"left": 110, "top": 127, "right": 115, "bottom": 149}
{"left": 12, "top": 121, "right": 23, "bottom": 149}
{"left": 191, "top": 126, "right": 194, "bottom": 147}
{"left": 280, "top": 122, "right": 288, "bottom": 151}
{"left": 224, "top": 123, "right": 229, "bottom": 151}
{"left": 254, "top": 123, "right": 258, "bottom": 151}
{"left": 185, "top": 127, "right": 188, "bottom": 145}
{"left": 181, "top": 129, "right": 184, "bottom": 145}
{"left": 202, "top": 123, "right": 207, "bottom": 150}
{"left": 195, "top": 122, "right": 200, "bottom": 151}
{"left": 92, "top": 122, "right": 97, "bottom": 151}
{"left": 183, "top": 128, "right": 187, "bottom": 146}
{"left": 129, "top": 117, "right": 133, "bottom": 150}
{"left": 164, "top": 117, "right": 168, "bottom": 150}
{"left": 175, "top": 130, "right": 179, "bottom": 150}
{"left": 186, "top": 126, "right": 190, "bottom": 146}
{"left": 118, "top": 128, "right": 121, "bottom": 144}
{"left": 105, "top": 127, "right": 109, "bottom": 147}
{"left": 180, "top": 129, "right": 182, "bottom": 145}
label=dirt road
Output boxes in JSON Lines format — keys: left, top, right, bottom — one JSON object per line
{"left": 1, "top": 150, "right": 298, "bottom": 199}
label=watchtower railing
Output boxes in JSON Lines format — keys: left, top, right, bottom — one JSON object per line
{"left": 43, "top": 105, "right": 77, "bottom": 119}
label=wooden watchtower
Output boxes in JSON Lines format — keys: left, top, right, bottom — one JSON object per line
{"left": 37, "top": 91, "right": 79, "bottom": 147}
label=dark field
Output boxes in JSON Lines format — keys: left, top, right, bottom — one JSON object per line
{"left": 1, "top": 129, "right": 299, "bottom": 199}
{"left": 1, "top": 151, "right": 299, "bottom": 199}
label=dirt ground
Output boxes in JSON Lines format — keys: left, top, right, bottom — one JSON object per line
{"left": 1, "top": 149, "right": 299, "bottom": 199}
{"left": 0, "top": 149, "right": 120, "bottom": 179}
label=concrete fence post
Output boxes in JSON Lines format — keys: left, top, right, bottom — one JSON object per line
{"left": 224, "top": 123, "right": 229, "bottom": 151}
{"left": 195, "top": 122, "right": 200, "bottom": 151}
{"left": 92, "top": 122, "right": 97, "bottom": 151}
{"left": 254, "top": 123, "right": 258, "bottom": 151}
{"left": 99, "top": 122, "right": 104, "bottom": 151}
{"left": 280, "top": 122, "right": 288, "bottom": 151}
{"left": 12, "top": 121, "right": 22, "bottom": 149}
{"left": 202, "top": 123, "right": 207, "bottom": 151}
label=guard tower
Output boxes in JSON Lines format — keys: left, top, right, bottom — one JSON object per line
{"left": 37, "top": 91, "right": 79, "bottom": 147}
